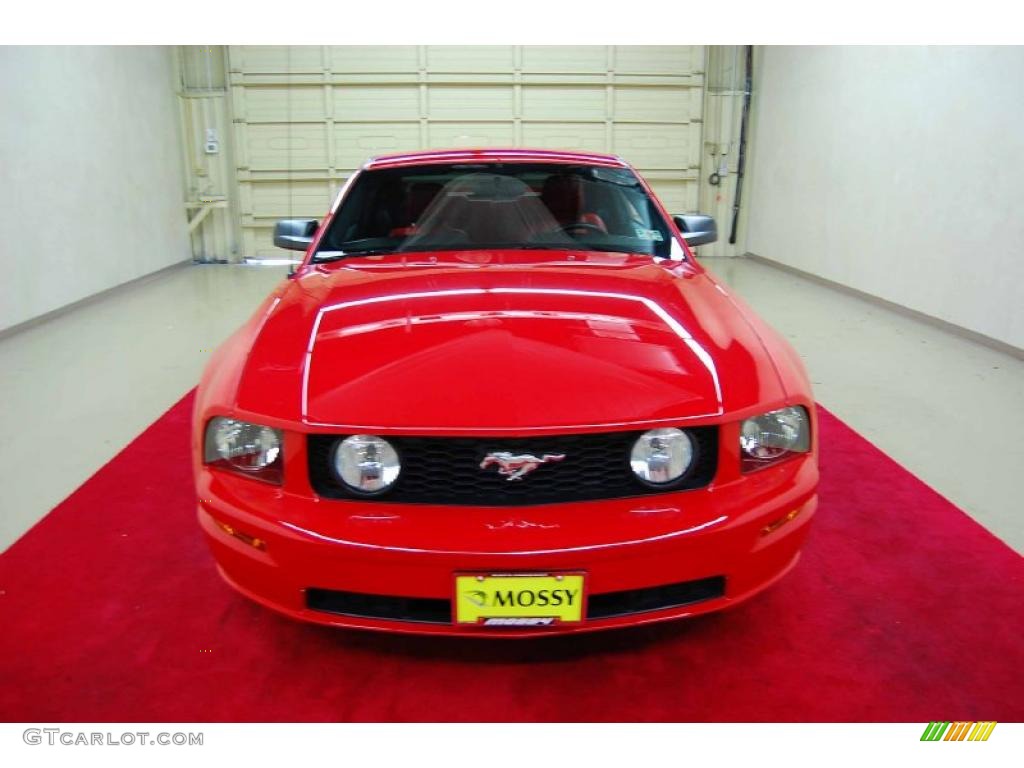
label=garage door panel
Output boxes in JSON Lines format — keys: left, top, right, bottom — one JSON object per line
{"left": 521, "top": 46, "right": 608, "bottom": 74}
{"left": 244, "top": 227, "right": 288, "bottom": 259}
{"left": 244, "top": 124, "right": 329, "bottom": 171}
{"left": 239, "top": 86, "right": 327, "bottom": 123}
{"left": 614, "top": 86, "right": 701, "bottom": 123}
{"left": 334, "top": 86, "right": 420, "bottom": 121}
{"left": 427, "top": 122, "right": 515, "bottom": 148}
{"left": 427, "top": 86, "right": 515, "bottom": 121}
{"left": 612, "top": 123, "right": 697, "bottom": 170}
{"left": 426, "top": 46, "right": 516, "bottom": 73}
{"left": 329, "top": 46, "right": 419, "bottom": 73}
{"left": 614, "top": 46, "right": 703, "bottom": 75}
{"left": 520, "top": 86, "right": 607, "bottom": 122}
{"left": 648, "top": 180, "right": 698, "bottom": 214}
{"left": 520, "top": 123, "right": 607, "bottom": 152}
{"left": 232, "top": 46, "right": 323, "bottom": 74}
{"left": 333, "top": 124, "right": 421, "bottom": 168}
{"left": 228, "top": 45, "right": 705, "bottom": 258}
{"left": 249, "top": 180, "right": 333, "bottom": 219}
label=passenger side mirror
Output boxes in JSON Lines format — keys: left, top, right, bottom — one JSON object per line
{"left": 273, "top": 219, "right": 319, "bottom": 251}
{"left": 672, "top": 214, "right": 718, "bottom": 247}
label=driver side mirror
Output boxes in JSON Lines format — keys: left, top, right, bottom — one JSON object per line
{"left": 273, "top": 219, "right": 319, "bottom": 251}
{"left": 673, "top": 214, "right": 717, "bottom": 247}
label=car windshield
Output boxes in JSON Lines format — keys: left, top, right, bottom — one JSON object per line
{"left": 314, "top": 162, "right": 680, "bottom": 261}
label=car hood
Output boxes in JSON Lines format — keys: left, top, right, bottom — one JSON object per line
{"left": 234, "top": 251, "right": 787, "bottom": 431}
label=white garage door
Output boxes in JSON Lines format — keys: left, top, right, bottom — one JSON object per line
{"left": 227, "top": 45, "right": 705, "bottom": 258}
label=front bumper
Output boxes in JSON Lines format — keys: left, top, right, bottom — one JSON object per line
{"left": 196, "top": 451, "right": 818, "bottom": 637}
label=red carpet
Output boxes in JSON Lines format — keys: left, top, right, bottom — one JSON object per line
{"left": 1, "top": 391, "right": 1021, "bottom": 722}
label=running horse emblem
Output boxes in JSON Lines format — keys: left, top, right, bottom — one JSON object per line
{"left": 479, "top": 451, "right": 566, "bottom": 481}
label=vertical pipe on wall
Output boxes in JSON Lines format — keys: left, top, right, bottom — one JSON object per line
{"left": 728, "top": 45, "right": 753, "bottom": 245}
{"left": 699, "top": 46, "right": 748, "bottom": 256}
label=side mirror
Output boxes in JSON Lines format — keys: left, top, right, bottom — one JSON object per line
{"left": 273, "top": 219, "right": 319, "bottom": 251}
{"left": 673, "top": 214, "right": 717, "bottom": 247}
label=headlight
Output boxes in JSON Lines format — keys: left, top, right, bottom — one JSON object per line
{"left": 630, "top": 428, "right": 695, "bottom": 486}
{"left": 333, "top": 435, "right": 401, "bottom": 495}
{"left": 204, "top": 417, "right": 283, "bottom": 483}
{"left": 740, "top": 406, "right": 810, "bottom": 471}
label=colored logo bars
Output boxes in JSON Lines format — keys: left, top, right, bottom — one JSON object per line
{"left": 920, "top": 722, "right": 997, "bottom": 741}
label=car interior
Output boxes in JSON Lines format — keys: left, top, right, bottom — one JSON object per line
{"left": 319, "top": 163, "right": 675, "bottom": 257}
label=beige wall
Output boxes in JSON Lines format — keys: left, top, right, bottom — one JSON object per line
{"left": 744, "top": 46, "right": 1024, "bottom": 350}
{"left": 0, "top": 46, "right": 189, "bottom": 332}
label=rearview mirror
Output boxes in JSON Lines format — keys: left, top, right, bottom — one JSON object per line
{"left": 672, "top": 214, "right": 717, "bottom": 247}
{"left": 273, "top": 219, "right": 319, "bottom": 251}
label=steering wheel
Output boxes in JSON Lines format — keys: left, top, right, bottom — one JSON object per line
{"left": 556, "top": 221, "right": 606, "bottom": 236}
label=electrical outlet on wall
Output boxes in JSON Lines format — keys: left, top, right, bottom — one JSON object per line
{"left": 204, "top": 128, "right": 219, "bottom": 155}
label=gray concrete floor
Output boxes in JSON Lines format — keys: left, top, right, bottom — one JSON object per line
{"left": 705, "top": 257, "right": 1023, "bottom": 553}
{"left": 0, "top": 264, "right": 287, "bottom": 551}
{"left": 0, "top": 258, "right": 1020, "bottom": 553}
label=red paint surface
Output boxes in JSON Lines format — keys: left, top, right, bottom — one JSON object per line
{"left": 2, "top": 391, "right": 1020, "bottom": 722}
{"left": 212, "top": 253, "right": 800, "bottom": 430}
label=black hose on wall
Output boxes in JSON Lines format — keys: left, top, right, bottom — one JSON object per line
{"left": 728, "top": 45, "right": 753, "bottom": 245}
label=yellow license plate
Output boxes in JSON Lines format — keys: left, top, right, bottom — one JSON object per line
{"left": 454, "top": 573, "right": 586, "bottom": 626}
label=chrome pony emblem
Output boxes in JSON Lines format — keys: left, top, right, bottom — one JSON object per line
{"left": 479, "top": 452, "right": 566, "bottom": 481}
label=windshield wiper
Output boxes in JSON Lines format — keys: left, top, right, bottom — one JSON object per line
{"left": 499, "top": 244, "right": 579, "bottom": 251}
{"left": 313, "top": 249, "right": 398, "bottom": 261}
{"left": 313, "top": 243, "right": 656, "bottom": 261}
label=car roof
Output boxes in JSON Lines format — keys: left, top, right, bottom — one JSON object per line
{"left": 363, "top": 148, "right": 630, "bottom": 170}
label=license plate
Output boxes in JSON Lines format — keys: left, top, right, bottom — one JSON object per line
{"left": 454, "top": 573, "right": 586, "bottom": 626}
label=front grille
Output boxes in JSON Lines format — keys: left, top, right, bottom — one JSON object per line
{"left": 307, "top": 427, "right": 717, "bottom": 506}
{"left": 305, "top": 576, "right": 726, "bottom": 624}
{"left": 586, "top": 576, "right": 725, "bottom": 619}
{"left": 306, "top": 588, "right": 451, "bottom": 624}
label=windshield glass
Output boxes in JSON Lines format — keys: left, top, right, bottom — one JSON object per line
{"left": 314, "top": 162, "right": 679, "bottom": 261}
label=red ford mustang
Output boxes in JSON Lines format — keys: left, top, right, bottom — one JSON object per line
{"left": 193, "top": 148, "right": 818, "bottom": 636}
